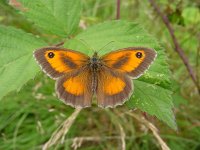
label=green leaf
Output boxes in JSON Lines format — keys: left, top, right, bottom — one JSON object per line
{"left": 0, "top": 25, "right": 46, "bottom": 100}
{"left": 64, "top": 20, "right": 176, "bottom": 129}
{"left": 17, "top": 0, "right": 81, "bottom": 37}
{"left": 182, "top": 7, "right": 200, "bottom": 25}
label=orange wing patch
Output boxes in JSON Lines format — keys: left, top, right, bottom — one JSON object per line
{"left": 63, "top": 75, "right": 85, "bottom": 96}
{"left": 103, "top": 75, "right": 126, "bottom": 95}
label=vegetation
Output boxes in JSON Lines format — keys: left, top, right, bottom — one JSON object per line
{"left": 0, "top": 0, "right": 199, "bottom": 149}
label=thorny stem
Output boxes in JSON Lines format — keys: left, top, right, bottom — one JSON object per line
{"left": 148, "top": 0, "right": 200, "bottom": 95}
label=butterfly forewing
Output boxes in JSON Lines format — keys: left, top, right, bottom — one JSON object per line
{"left": 34, "top": 47, "right": 89, "bottom": 79}
{"left": 101, "top": 47, "right": 157, "bottom": 78}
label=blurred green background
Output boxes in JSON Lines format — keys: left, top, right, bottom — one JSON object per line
{"left": 0, "top": 0, "right": 200, "bottom": 149}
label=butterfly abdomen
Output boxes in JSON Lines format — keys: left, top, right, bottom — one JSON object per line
{"left": 90, "top": 63, "right": 99, "bottom": 93}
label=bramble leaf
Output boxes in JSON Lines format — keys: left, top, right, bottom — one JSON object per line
{"left": 0, "top": 25, "right": 46, "bottom": 100}
{"left": 16, "top": 0, "right": 81, "bottom": 37}
{"left": 64, "top": 20, "right": 177, "bottom": 129}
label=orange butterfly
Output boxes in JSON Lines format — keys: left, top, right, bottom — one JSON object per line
{"left": 34, "top": 47, "right": 157, "bottom": 108}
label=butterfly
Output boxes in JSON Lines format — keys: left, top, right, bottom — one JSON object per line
{"left": 34, "top": 46, "right": 157, "bottom": 108}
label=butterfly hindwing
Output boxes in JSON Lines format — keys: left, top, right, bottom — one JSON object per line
{"left": 34, "top": 47, "right": 89, "bottom": 79}
{"left": 56, "top": 67, "right": 93, "bottom": 108}
{"left": 101, "top": 47, "right": 157, "bottom": 78}
{"left": 96, "top": 66, "right": 133, "bottom": 108}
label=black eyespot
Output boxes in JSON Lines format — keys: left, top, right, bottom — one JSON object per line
{"left": 136, "top": 52, "right": 142, "bottom": 58}
{"left": 48, "top": 52, "right": 54, "bottom": 58}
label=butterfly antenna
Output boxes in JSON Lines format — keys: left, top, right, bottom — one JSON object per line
{"left": 97, "top": 41, "right": 115, "bottom": 55}
{"left": 78, "top": 39, "right": 95, "bottom": 53}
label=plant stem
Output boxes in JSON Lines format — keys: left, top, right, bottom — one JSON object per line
{"left": 116, "top": 0, "right": 121, "bottom": 19}
{"left": 43, "top": 108, "right": 82, "bottom": 150}
{"left": 126, "top": 112, "right": 170, "bottom": 150}
{"left": 148, "top": 0, "right": 200, "bottom": 95}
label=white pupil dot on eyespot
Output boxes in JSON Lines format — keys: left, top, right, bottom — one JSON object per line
{"left": 136, "top": 52, "right": 142, "bottom": 58}
{"left": 48, "top": 52, "right": 54, "bottom": 58}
